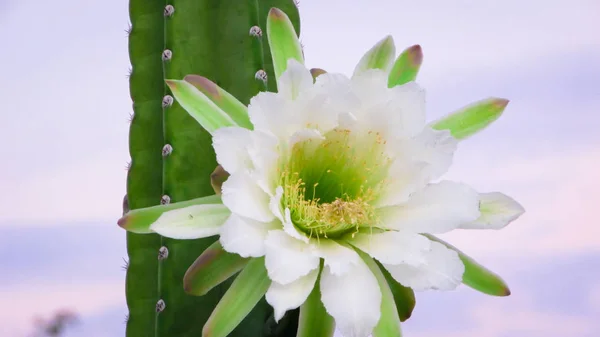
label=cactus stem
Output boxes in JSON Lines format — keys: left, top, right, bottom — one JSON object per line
{"left": 160, "top": 195, "right": 171, "bottom": 205}
{"left": 158, "top": 246, "right": 169, "bottom": 260}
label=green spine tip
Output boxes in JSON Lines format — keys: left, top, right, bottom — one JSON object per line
{"left": 268, "top": 7, "right": 286, "bottom": 19}
{"left": 406, "top": 44, "right": 423, "bottom": 66}
{"left": 388, "top": 44, "right": 423, "bottom": 88}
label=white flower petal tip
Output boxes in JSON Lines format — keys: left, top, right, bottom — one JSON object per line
{"left": 313, "top": 240, "right": 360, "bottom": 276}
{"left": 264, "top": 230, "right": 319, "bottom": 285}
{"left": 353, "top": 35, "right": 396, "bottom": 77}
{"left": 320, "top": 260, "right": 382, "bottom": 337}
{"left": 278, "top": 59, "right": 313, "bottom": 100}
{"left": 384, "top": 241, "right": 465, "bottom": 291}
{"left": 350, "top": 231, "right": 430, "bottom": 266}
{"left": 266, "top": 268, "right": 319, "bottom": 322}
{"left": 212, "top": 127, "right": 252, "bottom": 175}
{"left": 461, "top": 192, "right": 525, "bottom": 230}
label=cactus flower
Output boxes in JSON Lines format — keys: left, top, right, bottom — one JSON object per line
{"left": 119, "top": 7, "right": 524, "bottom": 337}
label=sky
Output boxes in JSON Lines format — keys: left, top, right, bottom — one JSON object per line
{"left": 0, "top": 0, "right": 599, "bottom": 336}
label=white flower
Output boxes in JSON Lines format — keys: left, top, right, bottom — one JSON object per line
{"left": 119, "top": 9, "right": 524, "bottom": 337}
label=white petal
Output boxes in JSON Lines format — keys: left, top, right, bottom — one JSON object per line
{"left": 384, "top": 241, "right": 464, "bottom": 291}
{"left": 219, "top": 213, "right": 277, "bottom": 258}
{"left": 248, "top": 91, "right": 291, "bottom": 137}
{"left": 312, "top": 240, "right": 360, "bottom": 275}
{"left": 289, "top": 128, "right": 325, "bottom": 149}
{"left": 264, "top": 230, "right": 320, "bottom": 285}
{"left": 283, "top": 208, "right": 310, "bottom": 243}
{"left": 266, "top": 268, "right": 319, "bottom": 321}
{"left": 461, "top": 192, "right": 525, "bottom": 230}
{"left": 320, "top": 259, "right": 381, "bottom": 337}
{"left": 378, "top": 181, "right": 481, "bottom": 234}
{"left": 221, "top": 172, "right": 275, "bottom": 222}
{"left": 150, "top": 204, "right": 229, "bottom": 239}
{"left": 350, "top": 231, "right": 430, "bottom": 266}
{"left": 212, "top": 127, "right": 252, "bottom": 174}
{"left": 247, "top": 130, "right": 280, "bottom": 195}
{"left": 278, "top": 59, "right": 314, "bottom": 100}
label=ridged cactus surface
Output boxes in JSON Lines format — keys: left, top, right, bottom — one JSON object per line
{"left": 126, "top": 1, "right": 300, "bottom": 336}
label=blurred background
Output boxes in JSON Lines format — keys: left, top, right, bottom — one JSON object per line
{"left": 1, "top": 0, "right": 599, "bottom": 336}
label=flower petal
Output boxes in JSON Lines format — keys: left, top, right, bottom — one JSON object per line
{"left": 278, "top": 59, "right": 313, "bottom": 100}
{"left": 378, "top": 180, "right": 480, "bottom": 234}
{"left": 203, "top": 257, "right": 270, "bottom": 337}
{"left": 431, "top": 97, "right": 509, "bottom": 140}
{"left": 165, "top": 79, "right": 237, "bottom": 134}
{"left": 221, "top": 172, "right": 275, "bottom": 222}
{"left": 266, "top": 267, "right": 319, "bottom": 321}
{"left": 424, "top": 234, "right": 511, "bottom": 296}
{"left": 388, "top": 44, "right": 423, "bottom": 88}
{"left": 320, "top": 259, "right": 381, "bottom": 337}
{"left": 183, "top": 240, "right": 248, "bottom": 296}
{"left": 461, "top": 192, "right": 525, "bottom": 230}
{"left": 384, "top": 241, "right": 465, "bottom": 291}
{"left": 264, "top": 230, "right": 320, "bottom": 285}
{"left": 267, "top": 8, "right": 304, "bottom": 83}
{"left": 349, "top": 231, "right": 430, "bottom": 266}
{"left": 150, "top": 204, "right": 230, "bottom": 239}
{"left": 248, "top": 91, "right": 291, "bottom": 138}
{"left": 353, "top": 35, "right": 396, "bottom": 77}
{"left": 219, "top": 214, "right": 277, "bottom": 258}
{"left": 212, "top": 127, "right": 252, "bottom": 174}
{"left": 312, "top": 240, "right": 360, "bottom": 275}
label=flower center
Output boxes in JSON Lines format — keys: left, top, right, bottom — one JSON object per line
{"left": 280, "top": 128, "right": 391, "bottom": 238}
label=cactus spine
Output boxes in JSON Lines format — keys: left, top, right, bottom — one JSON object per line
{"left": 126, "top": 1, "right": 300, "bottom": 336}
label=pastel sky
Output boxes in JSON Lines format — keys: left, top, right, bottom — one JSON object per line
{"left": 0, "top": 0, "right": 598, "bottom": 336}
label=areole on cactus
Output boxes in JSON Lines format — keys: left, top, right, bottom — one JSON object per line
{"left": 122, "top": 6, "right": 524, "bottom": 337}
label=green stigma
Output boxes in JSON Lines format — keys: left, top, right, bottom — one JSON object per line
{"left": 280, "top": 128, "right": 391, "bottom": 238}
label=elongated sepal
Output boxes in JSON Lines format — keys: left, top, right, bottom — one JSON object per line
{"left": 297, "top": 270, "right": 335, "bottom": 337}
{"left": 310, "top": 68, "right": 327, "bottom": 81}
{"left": 183, "top": 240, "right": 249, "bottom": 296}
{"left": 387, "top": 45, "right": 423, "bottom": 88}
{"left": 117, "top": 194, "right": 227, "bottom": 239}
{"left": 165, "top": 80, "right": 237, "bottom": 134}
{"left": 357, "top": 249, "right": 403, "bottom": 337}
{"left": 203, "top": 257, "right": 271, "bottom": 337}
{"left": 267, "top": 7, "right": 304, "bottom": 84}
{"left": 430, "top": 97, "right": 509, "bottom": 140}
{"left": 353, "top": 35, "right": 396, "bottom": 77}
{"left": 462, "top": 192, "right": 525, "bottom": 230}
{"left": 183, "top": 75, "right": 253, "bottom": 130}
{"left": 210, "top": 165, "right": 230, "bottom": 195}
{"left": 375, "top": 261, "right": 415, "bottom": 322}
{"left": 424, "top": 234, "right": 511, "bottom": 296}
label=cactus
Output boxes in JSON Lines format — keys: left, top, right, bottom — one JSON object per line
{"left": 126, "top": 1, "right": 300, "bottom": 336}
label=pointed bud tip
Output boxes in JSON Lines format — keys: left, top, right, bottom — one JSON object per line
{"left": 503, "top": 287, "right": 511, "bottom": 296}
{"left": 184, "top": 75, "right": 220, "bottom": 99}
{"left": 165, "top": 79, "right": 177, "bottom": 90}
{"left": 407, "top": 44, "right": 423, "bottom": 65}
{"left": 117, "top": 215, "right": 128, "bottom": 229}
{"left": 268, "top": 7, "right": 286, "bottom": 20}
{"left": 492, "top": 98, "right": 510, "bottom": 109}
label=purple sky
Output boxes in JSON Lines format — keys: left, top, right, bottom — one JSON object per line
{"left": 0, "top": 0, "right": 599, "bottom": 336}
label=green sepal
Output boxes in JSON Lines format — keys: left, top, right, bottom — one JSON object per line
{"left": 353, "top": 35, "right": 396, "bottom": 77}
{"left": 430, "top": 97, "right": 509, "bottom": 140}
{"left": 118, "top": 194, "right": 222, "bottom": 233}
{"left": 267, "top": 7, "right": 304, "bottom": 84}
{"left": 375, "top": 260, "right": 416, "bottom": 322}
{"left": 184, "top": 75, "right": 253, "bottom": 130}
{"left": 183, "top": 240, "right": 249, "bottom": 296}
{"left": 203, "top": 257, "right": 271, "bottom": 337}
{"left": 387, "top": 45, "right": 423, "bottom": 88}
{"left": 424, "top": 234, "right": 511, "bottom": 296}
{"left": 310, "top": 68, "right": 327, "bottom": 82}
{"left": 165, "top": 79, "right": 237, "bottom": 134}
{"left": 297, "top": 265, "right": 335, "bottom": 337}
{"left": 356, "top": 249, "right": 403, "bottom": 337}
